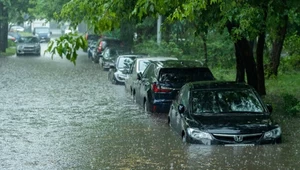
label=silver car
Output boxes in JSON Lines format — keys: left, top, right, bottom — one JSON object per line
{"left": 16, "top": 36, "right": 41, "bottom": 56}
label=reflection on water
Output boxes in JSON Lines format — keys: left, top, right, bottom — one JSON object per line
{"left": 0, "top": 52, "right": 300, "bottom": 169}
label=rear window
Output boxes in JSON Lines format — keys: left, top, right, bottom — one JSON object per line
{"left": 158, "top": 68, "right": 214, "bottom": 83}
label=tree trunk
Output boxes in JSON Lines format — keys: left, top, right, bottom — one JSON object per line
{"left": 256, "top": 33, "right": 266, "bottom": 95}
{"left": 0, "top": 2, "right": 6, "bottom": 52}
{"left": 120, "top": 19, "right": 135, "bottom": 51}
{"left": 200, "top": 33, "right": 208, "bottom": 66}
{"left": 234, "top": 43, "right": 245, "bottom": 83}
{"left": 255, "top": 4, "right": 268, "bottom": 96}
{"left": 268, "top": 0, "right": 288, "bottom": 77}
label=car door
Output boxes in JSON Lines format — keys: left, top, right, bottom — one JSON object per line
{"left": 173, "top": 87, "right": 190, "bottom": 133}
{"left": 136, "top": 64, "right": 154, "bottom": 107}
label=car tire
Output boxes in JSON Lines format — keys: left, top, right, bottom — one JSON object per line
{"left": 182, "top": 132, "right": 187, "bottom": 143}
{"left": 144, "top": 100, "right": 149, "bottom": 113}
{"left": 132, "top": 92, "right": 136, "bottom": 103}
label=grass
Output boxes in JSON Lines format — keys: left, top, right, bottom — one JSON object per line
{"left": 0, "top": 46, "right": 15, "bottom": 57}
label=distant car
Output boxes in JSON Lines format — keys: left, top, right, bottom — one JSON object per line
{"left": 90, "top": 37, "right": 123, "bottom": 62}
{"left": 135, "top": 59, "right": 215, "bottom": 113}
{"left": 16, "top": 36, "right": 41, "bottom": 56}
{"left": 33, "top": 27, "right": 52, "bottom": 42}
{"left": 124, "top": 57, "right": 178, "bottom": 100}
{"left": 168, "top": 81, "right": 282, "bottom": 145}
{"left": 99, "top": 47, "right": 131, "bottom": 70}
{"left": 10, "top": 25, "right": 25, "bottom": 32}
{"left": 8, "top": 31, "right": 22, "bottom": 42}
{"left": 108, "top": 54, "right": 148, "bottom": 84}
{"left": 8, "top": 35, "right": 16, "bottom": 42}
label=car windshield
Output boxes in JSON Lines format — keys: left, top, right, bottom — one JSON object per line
{"left": 19, "top": 37, "right": 39, "bottom": 43}
{"left": 159, "top": 68, "right": 214, "bottom": 82}
{"left": 117, "top": 57, "right": 135, "bottom": 68}
{"left": 35, "top": 28, "right": 49, "bottom": 33}
{"left": 191, "top": 88, "right": 265, "bottom": 115}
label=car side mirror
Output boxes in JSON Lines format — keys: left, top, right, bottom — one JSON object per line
{"left": 266, "top": 104, "right": 273, "bottom": 114}
{"left": 178, "top": 104, "right": 185, "bottom": 114}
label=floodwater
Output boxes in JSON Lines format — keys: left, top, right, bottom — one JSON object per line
{"left": 0, "top": 44, "right": 300, "bottom": 170}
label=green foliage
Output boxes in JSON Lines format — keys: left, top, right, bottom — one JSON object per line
{"left": 282, "top": 93, "right": 300, "bottom": 116}
{"left": 134, "top": 40, "right": 183, "bottom": 57}
{"left": 45, "top": 33, "right": 87, "bottom": 65}
{"left": 280, "top": 55, "right": 300, "bottom": 72}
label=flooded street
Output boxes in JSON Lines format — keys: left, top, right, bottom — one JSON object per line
{"left": 1, "top": 44, "right": 300, "bottom": 170}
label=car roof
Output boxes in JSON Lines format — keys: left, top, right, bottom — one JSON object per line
{"left": 185, "top": 81, "right": 252, "bottom": 91}
{"left": 135, "top": 57, "right": 178, "bottom": 62}
{"left": 149, "top": 59, "right": 205, "bottom": 69}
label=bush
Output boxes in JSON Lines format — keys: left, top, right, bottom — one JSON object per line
{"left": 133, "top": 40, "right": 183, "bottom": 57}
{"left": 282, "top": 93, "right": 300, "bottom": 116}
{"left": 280, "top": 55, "right": 300, "bottom": 73}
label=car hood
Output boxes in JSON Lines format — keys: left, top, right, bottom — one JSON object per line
{"left": 190, "top": 114, "right": 278, "bottom": 134}
{"left": 18, "top": 43, "right": 39, "bottom": 46}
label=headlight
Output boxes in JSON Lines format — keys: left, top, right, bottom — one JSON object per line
{"left": 17, "top": 45, "right": 23, "bottom": 49}
{"left": 187, "top": 128, "right": 212, "bottom": 140}
{"left": 263, "top": 127, "right": 281, "bottom": 139}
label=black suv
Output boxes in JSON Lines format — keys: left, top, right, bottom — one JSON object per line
{"left": 134, "top": 60, "right": 215, "bottom": 113}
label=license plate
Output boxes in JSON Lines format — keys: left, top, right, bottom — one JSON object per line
{"left": 225, "top": 144, "right": 255, "bottom": 147}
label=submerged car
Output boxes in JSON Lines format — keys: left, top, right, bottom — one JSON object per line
{"left": 16, "top": 36, "right": 41, "bottom": 56}
{"left": 108, "top": 54, "right": 147, "bottom": 84}
{"left": 99, "top": 47, "right": 130, "bottom": 70}
{"left": 124, "top": 57, "right": 178, "bottom": 99}
{"left": 168, "top": 81, "right": 282, "bottom": 145}
{"left": 135, "top": 59, "right": 215, "bottom": 113}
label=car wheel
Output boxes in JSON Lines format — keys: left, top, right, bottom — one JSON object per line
{"left": 111, "top": 76, "right": 117, "bottom": 84}
{"left": 132, "top": 92, "right": 136, "bottom": 103}
{"left": 144, "top": 100, "right": 149, "bottom": 113}
{"left": 182, "top": 132, "right": 187, "bottom": 143}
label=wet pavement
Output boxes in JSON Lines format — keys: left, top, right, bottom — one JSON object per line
{"left": 1, "top": 43, "right": 300, "bottom": 170}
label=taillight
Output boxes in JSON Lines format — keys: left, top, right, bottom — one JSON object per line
{"left": 97, "top": 41, "right": 102, "bottom": 52}
{"left": 152, "top": 83, "right": 172, "bottom": 93}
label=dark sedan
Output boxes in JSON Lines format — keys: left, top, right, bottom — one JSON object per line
{"left": 135, "top": 60, "right": 215, "bottom": 113}
{"left": 168, "top": 81, "right": 282, "bottom": 145}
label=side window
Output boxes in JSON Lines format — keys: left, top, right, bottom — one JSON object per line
{"left": 143, "top": 64, "right": 154, "bottom": 78}
{"left": 181, "top": 88, "right": 189, "bottom": 107}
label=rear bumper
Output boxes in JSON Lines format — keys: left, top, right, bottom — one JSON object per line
{"left": 150, "top": 100, "right": 173, "bottom": 113}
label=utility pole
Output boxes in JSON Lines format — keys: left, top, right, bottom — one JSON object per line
{"left": 157, "top": 15, "right": 162, "bottom": 45}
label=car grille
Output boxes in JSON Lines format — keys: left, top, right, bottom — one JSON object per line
{"left": 212, "top": 133, "right": 262, "bottom": 143}
{"left": 23, "top": 46, "right": 36, "bottom": 52}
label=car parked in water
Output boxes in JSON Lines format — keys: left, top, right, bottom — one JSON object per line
{"left": 32, "top": 27, "right": 52, "bottom": 42}
{"left": 16, "top": 36, "right": 41, "bottom": 56}
{"left": 168, "top": 81, "right": 282, "bottom": 145}
{"left": 99, "top": 47, "right": 131, "bottom": 70}
{"left": 90, "top": 37, "right": 123, "bottom": 63}
{"left": 135, "top": 60, "right": 215, "bottom": 113}
{"left": 108, "top": 54, "right": 148, "bottom": 84}
{"left": 124, "top": 57, "right": 178, "bottom": 99}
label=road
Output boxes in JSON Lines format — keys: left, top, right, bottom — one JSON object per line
{"left": 0, "top": 43, "right": 300, "bottom": 169}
